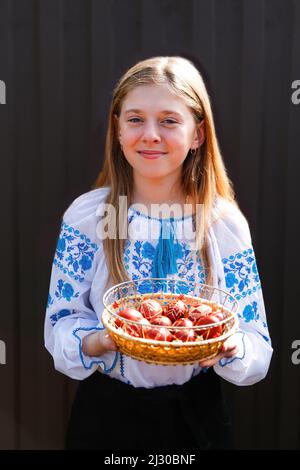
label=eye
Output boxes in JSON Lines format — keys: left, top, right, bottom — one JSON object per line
{"left": 127, "top": 118, "right": 177, "bottom": 124}
{"left": 127, "top": 118, "right": 142, "bottom": 123}
{"left": 163, "top": 119, "right": 177, "bottom": 124}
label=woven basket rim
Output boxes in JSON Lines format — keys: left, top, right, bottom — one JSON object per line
{"left": 103, "top": 277, "right": 238, "bottom": 310}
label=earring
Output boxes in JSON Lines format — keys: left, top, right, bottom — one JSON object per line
{"left": 190, "top": 148, "right": 198, "bottom": 157}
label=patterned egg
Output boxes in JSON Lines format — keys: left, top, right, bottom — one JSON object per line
{"left": 150, "top": 315, "right": 172, "bottom": 327}
{"left": 164, "top": 299, "right": 189, "bottom": 323}
{"left": 172, "top": 318, "right": 197, "bottom": 342}
{"left": 139, "top": 299, "right": 163, "bottom": 321}
{"left": 195, "top": 314, "right": 223, "bottom": 339}
{"left": 145, "top": 326, "right": 173, "bottom": 342}
{"left": 188, "top": 303, "right": 213, "bottom": 322}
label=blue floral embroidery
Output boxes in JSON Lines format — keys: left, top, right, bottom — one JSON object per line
{"left": 240, "top": 301, "right": 269, "bottom": 341}
{"left": 133, "top": 241, "right": 154, "bottom": 277}
{"left": 47, "top": 294, "right": 54, "bottom": 309}
{"left": 120, "top": 353, "right": 132, "bottom": 385}
{"left": 125, "top": 238, "right": 205, "bottom": 288}
{"left": 196, "top": 252, "right": 207, "bottom": 284}
{"left": 54, "top": 222, "right": 98, "bottom": 282}
{"left": 222, "top": 248, "right": 261, "bottom": 300}
{"left": 54, "top": 279, "right": 80, "bottom": 302}
{"left": 50, "top": 308, "right": 77, "bottom": 326}
{"left": 242, "top": 301, "right": 258, "bottom": 322}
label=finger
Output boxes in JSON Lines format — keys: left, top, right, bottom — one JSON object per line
{"left": 199, "top": 352, "right": 223, "bottom": 368}
{"left": 223, "top": 346, "right": 239, "bottom": 358}
{"left": 104, "top": 333, "right": 118, "bottom": 351}
{"left": 221, "top": 343, "right": 233, "bottom": 352}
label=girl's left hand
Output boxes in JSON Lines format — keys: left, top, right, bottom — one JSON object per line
{"left": 198, "top": 334, "right": 239, "bottom": 368}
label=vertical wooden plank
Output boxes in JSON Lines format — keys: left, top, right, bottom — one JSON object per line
{"left": 238, "top": 0, "right": 265, "bottom": 238}
{"left": 211, "top": 0, "right": 257, "bottom": 450}
{"left": 191, "top": 0, "right": 214, "bottom": 90}
{"left": 13, "top": 0, "right": 44, "bottom": 449}
{"left": 141, "top": 0, "right": 194, "bottom": 58}
{"left": 109, "top": 0, "right": 143, "bottom": 81}
{"left": 140, "top": 0, "right": 169, "bottom": 57}
{"left": 230, "top": 0, "right": 267, "bottom": 450}
{"left": 278, "top": 0, "right": 300, "bottom": 449}
{"left": 38, "top": 0, "right": 70, "bottom": 449}
{"left": 62, "top": 0, "right": 95, "bottom": 442}
{"left": 63, "top": 0, "right": 94, "bottom": 203}
{"left": 212, "top": 0, "right": 243, "bottom": 190}
{"left": 89, "top": 0, "right": 115, "bottom": 184}
{"left": 0, "top": 0, "right": 16, "bottom": 450}
{"left": 258, "top": 0, "right": 295, "bottom": 449}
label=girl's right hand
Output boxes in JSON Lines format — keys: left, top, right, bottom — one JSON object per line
{"left": 82, "top": 330, "right": 118, "bottom": 357}
{"left": 98, "top": 330, "right": 118, "bottom": 353}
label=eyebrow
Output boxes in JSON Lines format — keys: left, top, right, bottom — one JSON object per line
{"left": 124, "top": 109, "right": 184, "bottom": 118}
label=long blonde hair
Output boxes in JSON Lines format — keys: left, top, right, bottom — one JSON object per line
{"left": 93, "top": 56, "right": 235, "bottom": 287}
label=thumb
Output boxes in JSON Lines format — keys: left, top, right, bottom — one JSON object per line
{"left": 102, "top": 331, "right": 118, "bottom": 351}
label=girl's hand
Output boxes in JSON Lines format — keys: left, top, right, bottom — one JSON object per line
{"left": 82, "top": 330, "right": 118, "bottom": 357}
{"left": 98, "top": 330, "right": 118, "bottom": 353}
{"left": 198, "top": 334, "right": 239, "bottom": 368}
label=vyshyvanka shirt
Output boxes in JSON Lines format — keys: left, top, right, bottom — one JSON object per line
{"left": 44, "top": 187, "right": 273, "bottom": 387}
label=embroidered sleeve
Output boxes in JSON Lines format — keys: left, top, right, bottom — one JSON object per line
{"left": 212, "top": 203, "right": 273, "bottom": 386}
{"left": 44, "top": 195, "right": 118, "bottom": 380}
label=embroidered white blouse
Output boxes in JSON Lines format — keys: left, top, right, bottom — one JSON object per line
{"left": 44, "top": 187, "right": 273, "bottom": 387}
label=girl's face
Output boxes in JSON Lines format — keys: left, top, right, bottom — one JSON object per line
{"left": 115, "top": 84, "right": 204, "bottom": 182}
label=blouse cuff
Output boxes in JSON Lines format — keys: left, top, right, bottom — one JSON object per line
{"left": 72, "top": 325, "right": 119, "bottom": 374}
{"left": 218, "top": 329, "right": 246, "bottom": 367}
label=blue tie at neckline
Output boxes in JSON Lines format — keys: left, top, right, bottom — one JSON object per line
{"left": 151, "top": 218, "right": 178, "bottom": 278}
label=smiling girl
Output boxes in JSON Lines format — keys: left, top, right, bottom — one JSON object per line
{"left": 44, "top": 56, "right": 273, "bottom": 450}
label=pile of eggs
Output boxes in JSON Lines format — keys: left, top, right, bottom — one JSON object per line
{"left": 114, "top": 298, "right": 226, "bottom": 342}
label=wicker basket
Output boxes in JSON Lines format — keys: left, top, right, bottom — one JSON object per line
{"left": 102, "top": 278, "right": 239, "bottom": 365}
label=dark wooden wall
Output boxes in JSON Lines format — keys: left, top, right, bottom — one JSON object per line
{"left": 0, "top": 0, "right": 299, "bottom": 450}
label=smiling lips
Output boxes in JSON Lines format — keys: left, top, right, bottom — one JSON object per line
{"left": 138, "top": 150, "right": 167, "bottom": 159}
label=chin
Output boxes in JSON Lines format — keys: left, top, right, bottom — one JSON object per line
{"left": 138, "top": 163, "right": 173, "bottom": 175}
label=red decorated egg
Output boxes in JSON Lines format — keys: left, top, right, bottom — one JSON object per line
{"left": 164, "top": 299, "right": 189, "bottom": 323}
{"left": 139, "top": 299, "right": 163, "bottom": 321}
{"left": 188, "top": 303, "right": 213, "bottom": 322}
{"left": 150, "top": 315, "right": 172, "bottom": 327}
{"left": 213, "top": 309, "right": 225, "bottom": 321}
{"left": 115, "top": 307, "right": 144, "bottom": 324}
{"left": 127, "top": 317, "right": 151, "bottom": 338}
{"left": 115, "top": 308, "right": 144, "bottom": 336}
{"left": 172, "top": 318, "right": 197, "bottom": 342}
{"left": 195, "top": 314, "right": 223, "bottom": 339}
{"left": 145, "top": 326, "right": 173, "bottom": 342}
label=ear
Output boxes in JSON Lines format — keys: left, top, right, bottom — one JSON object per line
{"left": 190, "top": 120, "right": 205, "bottom": 150}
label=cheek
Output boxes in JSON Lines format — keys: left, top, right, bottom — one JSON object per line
{"left": 167, "top": 129, "right": 192, "bottom": 151}
{"left": 121, "top": 127, "right": 140, "bottom": 145}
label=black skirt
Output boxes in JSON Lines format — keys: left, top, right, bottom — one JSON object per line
{"left": 65, "top": 368, "right": 233, "bottom": 450}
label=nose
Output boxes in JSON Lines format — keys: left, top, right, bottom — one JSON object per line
{"left": 141, "top": 120, "right": 161, "bottom": 142}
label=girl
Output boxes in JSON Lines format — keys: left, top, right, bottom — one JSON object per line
{"left": 44, "top": 56, "right": 273, "bottom": 450}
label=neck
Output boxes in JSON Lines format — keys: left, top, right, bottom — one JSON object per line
{"left": 131, "top": 174, "right": 186, "bottom": 207}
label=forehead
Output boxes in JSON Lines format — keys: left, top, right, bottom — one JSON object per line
{"left": 121, "top": 84, "right": 192, "bottom": 116}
